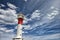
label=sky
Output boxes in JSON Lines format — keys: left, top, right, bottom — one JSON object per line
{"left": 0, "top": 0, "right": 60, "bottom": 40}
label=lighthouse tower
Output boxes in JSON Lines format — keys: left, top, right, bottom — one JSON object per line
{"left": 13, "top": 13, "right": 24, "bottom": 40}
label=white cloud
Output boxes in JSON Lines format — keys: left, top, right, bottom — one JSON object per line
{"left": 22, "top": 9, "right": 54, "bottom": 30}
{"left": 24, "top": 0, "right": 28, "bottom": 2}
{"left": 31, "top": 10, "right": 41, "bottom": 19}
{"left": 0, "top": 15, "right": 5, "bottom": 18}
{"left": 47, "top": 10, "right": 59, "bottom": 19}
{"left": 0, "top": 28, "right": 60, "bottom": 40}
{"left": 0, "top": 27, "right": 6, "bottom": 31}
{"left": 24, "top": 9, "right": 59, "bottom": 30}
{"left": 23, "top": 33, "right": 60, "bottom": 40}
{"left": 0, "top": 32, "right": 15, "bottom": 40}
{"left": 7, "top": 3, "right": 17, "bottom": 9}
{"left": 0, "top": 5, "right": 17, "bottom": 25}
{"left": 22, "top": 31, "right": 28, "bottom": 33}
{"left": 5, "top": 29, "right": 14, "bottom": 32}
{"left": 22, "top": 25, "right": 31, "bottom": 30}
{"left": 21, "top": 10, "right": 42, "bottom": 30}
{"left": 50, "top": 6, "right": 55, "bottom": 9}
{"left": 42, "top": 33, "right": 60, "bottom": 40}
{"left": 0, "top": 4, "right": 5, "bottom": 7}
{"left": 23, "top": 16, "right": 29, "bottom": 24}
{"left": 0, "top": 5, "right": 17, "bottom": 31}
{"left": 24, "top": 10, "right": 51, "bottom": 30}
{"left": 0, "top": 26, "right": 14, "bottom": 33}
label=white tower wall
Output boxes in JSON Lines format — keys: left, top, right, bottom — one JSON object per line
{"left": 13, "top": 24, "right": 23, "bottom": 40}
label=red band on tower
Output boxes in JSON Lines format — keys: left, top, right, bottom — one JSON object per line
{"left": 18, "top": 18, "right": 23, "bottom": 24}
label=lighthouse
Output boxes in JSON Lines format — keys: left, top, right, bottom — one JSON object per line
{"left": 13, "top": 13, "right": 24, "bottom": 40}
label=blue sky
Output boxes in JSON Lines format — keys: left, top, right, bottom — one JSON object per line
{"left": 0, "top": 0, "right": 60, "bottom": 40}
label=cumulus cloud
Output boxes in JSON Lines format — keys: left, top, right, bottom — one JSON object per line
{"left": 0, "top": 4, "right": 17, "bottom": 25}
{"left": 0, "top": 3, "right": 17, "bottom": 37}
{"left": 0, "top": 4, "right": 17, "bottom": 40}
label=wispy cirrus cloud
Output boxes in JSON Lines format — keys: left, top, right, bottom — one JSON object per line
{"left": 0, "top": 26, "right": 14, "bottom": 33}
{"left": 7, "top": 3, "right": 17, "bottom": 9}
{"left": 0, "top": 32, "right": 15, "bottom": 40}
{"left": 0, "top": 4, "right": 5, "bottom": 7}
{"left": 0, "top": 29, "right": 60, "bottom": 40}
{"left": 23, "top": 9, "right": 59, "bottom": 30}
{"left": 23, "top": 33, "right": 60, "bottom": 40}
{"left": 31, "top": 10, "right": 41, "bottom": 19}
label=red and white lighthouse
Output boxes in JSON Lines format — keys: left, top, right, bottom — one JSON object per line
{"left": 13, "top": 13, "right": 24, "bottom": 40}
